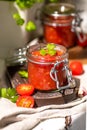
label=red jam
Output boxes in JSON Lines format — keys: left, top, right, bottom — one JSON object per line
{"left": 27, "top": 43, "right": 69, "bottom": 91}
{"left": 43, "top": 23, "right": 76, "bottom": 48}
{"left": 42, "top": 3, "right": 77, "bottom": 48}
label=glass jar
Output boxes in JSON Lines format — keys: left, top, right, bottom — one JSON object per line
{"left": 42, "top": 3, "right": 82, "bottom": 48}
{"left": 27, "top": 43, "right": 75, "bottom": 91}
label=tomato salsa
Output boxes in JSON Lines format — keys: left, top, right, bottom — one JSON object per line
{"left": 42, "top": 3, "right": 77, "bottom": 48}
{"left": 43, "top": 24, "right": 76, "bottom": 48}
{"left": 27, "top": 43, "right": 69, "bottom": 91}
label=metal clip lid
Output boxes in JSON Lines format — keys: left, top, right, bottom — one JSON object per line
{"left": 72, "top": 14, "right": 86, "bottom": 43}
{"left": 50, "top": 59, "right": 76, "bottom": 91}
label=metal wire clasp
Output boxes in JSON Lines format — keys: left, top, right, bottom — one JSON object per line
{"left": 72, "top": 14, "right": 86, "bottom": 43}
{"left": 50, "top": 59, "right": 76, "bottom": 91}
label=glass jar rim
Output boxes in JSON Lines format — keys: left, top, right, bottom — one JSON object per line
{"left": 42, "top": 3, "right": 76, "bottom": 18}
{"left": 27, "top": 43, "right": 68, "bottom": 65}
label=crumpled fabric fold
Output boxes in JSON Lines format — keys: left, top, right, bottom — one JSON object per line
{"left": 0, "top": 95, "right": 86, "bottom": 130}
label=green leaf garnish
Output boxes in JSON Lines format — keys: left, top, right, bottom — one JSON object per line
{"left": 13, "top": 13, "right": 25, "bottom": 26}
{"left": 0, "top": 87, "right": 18, "bottom": 103}
{"left": 18, "top": 70, "right": 28, "bottom": 78}
{"left": 12, "top": 0, "right": 59, "bottom": 31}
{"left": 0, "top": 88, "right": 7, "bottom": 98}
{"left": 47, "top": 44, "right": 56, "bottom": 50}
{"left": 6, "top": 88, "right": 17, "bottom": 97}
{"left": 40, "top": 43, "right": 56, "bottom": 56}
{"left": 48, "top": 49, "right": 56, "bottom": 56}
{"left": 10, "top": 95, "right": 18, "bottom": 103}
{"left": 49, "top": 0, "right": 59, "bottom": 2}
{"left": 16, "top": 18, "right": 25, "bottom": 25}
{"left": 16, "top": 0, "right": 45, "bottom": 9}
{"left": 25, "top": 21, "right": 36, "bottom": 31}
{"left": 13, "top": 13, "right": 20, "bottom": 21}
{"left": 40, "top": 49, "right": 47, "bottom": 56}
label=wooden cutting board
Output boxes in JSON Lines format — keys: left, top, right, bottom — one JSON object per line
{"left": 69, "top": 46, "right": 87, "bottom": 64}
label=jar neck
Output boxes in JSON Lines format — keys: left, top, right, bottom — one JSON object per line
{"left": 28, "top": 53, "right": 68, "bottom": 65}
{"left": 42, "top": 15, "right": 75, "bottom": 26}
{"left": 27, "top": 44, "right": 68, "bottom": 65}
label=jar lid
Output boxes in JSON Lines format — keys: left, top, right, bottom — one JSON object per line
{"left": 42, "top": 3, "right": 76, "bottom": 17}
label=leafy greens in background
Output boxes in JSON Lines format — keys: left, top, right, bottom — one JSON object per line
{"left": 2, "top": 0, "right": 59, "bottom": 31}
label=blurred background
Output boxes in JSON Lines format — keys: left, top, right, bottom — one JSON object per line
{"left": 0, "top": 0, "right": 87, "bottom": 58}
{"left": 0, "top": 0, "right": 87, "bottom": 89}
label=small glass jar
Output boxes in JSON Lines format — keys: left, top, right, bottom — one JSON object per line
{"left": 41, "top": 3, "right": 82, "bottom": 48}
{"left": 27, "top": 43, "right": 75, "bottom": 91}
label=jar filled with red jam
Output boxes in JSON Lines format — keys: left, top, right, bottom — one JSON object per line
{"left": 27, "top": 43, "right": 75, "bottom": 91}
{"left": 42, "top": 3, "right": 82, "bottom": 48}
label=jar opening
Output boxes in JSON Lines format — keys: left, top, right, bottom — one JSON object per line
{"left": 42, "top": 3, "right": 76, "bottom": 17}
{"left": 27, "top": 43, "right": 68, "bottom": 65}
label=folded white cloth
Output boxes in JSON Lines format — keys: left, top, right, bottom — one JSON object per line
{"left": 0, "top": 95, "right": 86, "bottom": 130}
{"left": 76, "top": 65, "right": 87, "bottom": 95}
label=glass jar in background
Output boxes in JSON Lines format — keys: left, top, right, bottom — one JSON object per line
{"left": 41, "top": 3, "right": 83, "bottom": 48}
{"left": 27, "top": 43, "right": 75, "bottom": 91}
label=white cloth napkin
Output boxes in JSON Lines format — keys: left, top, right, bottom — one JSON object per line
{"left": 76, "top": 65, "right": 87, "bottom": 95}
{"left": 0, "top": 95, "right": 86, "bottom": 130}
{"left": 0, "top": 60, "right": 86, "bottom": 130}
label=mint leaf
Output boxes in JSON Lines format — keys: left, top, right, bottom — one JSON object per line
{"left": 10, "top": 95, "right": 18, "bottom": 103}
{"left": 13, "top": 13, "right": 25, "bottom": 26}
{"left": 47, "top": 44, "right": 56, "bottom": 56}
{"left": 7, "top": 88, "right": 17, "bottom": 97}
{"left": 1, "top": 88, "right": 7, "bottom": 98}
{"left": 16, "top": 18, "right": 25, "bottom": 25}
{"left": 39, "top": 44, "right": 57, "bottom": 56}
{"left": 13, "top": 13, "right": 20, "bottom": 21}
{"left": 18, "top": 70, "right": 28, "bottom": 78}
{"left": 25, "top": 21, "right": 36, "bottom": 31}
{"left": 48, "top": 49, "right": 56, "bottom": 56}
{"left": 40, "top": 49, "right": 47, "bottom": 56}
{"left": 47, "top": 44, "right": 56, "bottom": 50}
